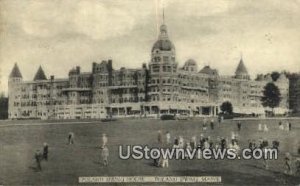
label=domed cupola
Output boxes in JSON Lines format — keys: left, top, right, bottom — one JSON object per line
{"left": 151, "top": 24, "right": 175, "bottom": 53}
{"left": 149, "top": 10, "right": 177, "bottom": 74}
{"left": 182, "top": 59, "right": 198, "bottom": 72}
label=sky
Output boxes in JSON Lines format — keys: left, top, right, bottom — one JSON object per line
{"left": 0, "top": 0, "right": 300, "bottom": 95}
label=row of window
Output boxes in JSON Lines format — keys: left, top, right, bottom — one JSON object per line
{"left": 149, "top": 87, "right": 208, "bottom": 95}
{"left": 151, "top": 65, "right": 175, "bottom": 73}
{"left": 111, "top": 97, "right": 144, "bottom": 103}
{"left": 152, "top": 56, "right": 175, "bottom": 63}
{"left": 150, "top": 95, "right": 208, "bottom": 103}
{"left": 111, "top": 88, "right": 144, "bottom": 94}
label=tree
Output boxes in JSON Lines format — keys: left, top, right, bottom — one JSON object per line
{"left": 271, "top": 71, "right": 280, "bottom": 82}
{"left": 220, "top": 101, "right": 233, "bottom": 114}
{"left": 0, "top": 93, "right": 8, "bottom": 119}
{"left": 261, "top": 82, "right": 281, "bottom": 115}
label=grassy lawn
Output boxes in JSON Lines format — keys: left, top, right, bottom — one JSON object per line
{"left": 0, "top": 118, "right": 299, "bottom": 185}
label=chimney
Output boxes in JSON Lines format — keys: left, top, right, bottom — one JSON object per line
{"left": 50, "top": 75, "right": 54, "bottom": 81}
{"left": 108, "top": 59, "right": 112, "bottom": 69}
{"left": 107, "top": 59, "right": 113, "bottom": 86}
{"left": 92, "top": 62, "right": 96, "bottom": 73}
{"left": 76, "top": 66, "right": 80, "bottom": 74}
{"left": 142, "top": 63, "right": 147, "bottom": 69}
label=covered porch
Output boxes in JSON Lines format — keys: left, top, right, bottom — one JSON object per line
{"left": 106, "top": 103, "right": 142, "bottom": 117}
{"left": 142, "top": 103, "right": 219, "bottom": 117}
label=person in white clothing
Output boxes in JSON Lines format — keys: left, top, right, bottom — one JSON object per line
{"left": 102, "top": 133, "right": 108, "bottom": 148}
{"left": 101, "top": 146, "right": 109, "bottom": 166}
{"left": 204, "top": 140, "right": 210, "bottom": 149}
{"left": 232, "top": 141, "right": 240, "bottom": 157}
{"left": 262, "top": 147, "right": 269, "bottom": 170}
{"left": 258, "top": 123, "right": 262, "bottom": 131}
{"left": 285, "top": 121, "right": 290, "bottom": 132}
{"left": 186, "top": 142, "right": 192, "bottom": 151}
{"left": 191, "top": 136, "right": 197, "bottom": 149}
{"left": 202, "top": 118, "right": 207, "bottom": 131}
{"left": 263, "top": 124, "right": 269, "bottom": 132}
{"left": 166, "top": 131, "right": 171, "bottom": 145}
{"left": 279, "top": 123, "right": 284, "bottom": 130}
{"left": 161, "top": 157, "right": 169, "bottom": 168}
{"left": 178, "top": 136, "right": 184, "bottom": 149}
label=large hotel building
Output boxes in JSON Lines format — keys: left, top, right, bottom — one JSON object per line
{"left": 8, "top": 22, "right": 289, "bottom": 120}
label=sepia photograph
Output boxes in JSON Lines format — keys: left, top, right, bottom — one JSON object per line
{"left": 0, "top": 0, "right": 300, "bottom": 185}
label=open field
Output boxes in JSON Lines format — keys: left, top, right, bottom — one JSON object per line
{"left": 0, "top": 118, "right": 299, "bottom": 185}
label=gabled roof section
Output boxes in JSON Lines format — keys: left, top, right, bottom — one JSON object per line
{"left": 33, "top": 66, "right": 47, "bottom": 81}
{"left": 199, "top": 66, "right": 218, "bottom": 75}
{"left": 9, "top": 63, "right": 23, "bottom": 78}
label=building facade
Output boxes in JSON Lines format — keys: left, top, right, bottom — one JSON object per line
{"left": 8, "top": 22, "right": 289, "bottom": 120}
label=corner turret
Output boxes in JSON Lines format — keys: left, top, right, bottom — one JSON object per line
{"left": 9, "top": 63, "right": 23, "bottom": 84}
{"left": 234, "top": 57, "right": 250, "bottom": 80}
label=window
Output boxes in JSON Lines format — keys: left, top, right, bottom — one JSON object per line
{"left": 163, "top": 56, "right": 168, "bottom": 62}
{"left": 152, "top": 65, "right": 160, "bottom": 72}
{"left": 154, "top": 56, "right": 161, "bottom": 62}
{"left": 163, "top": 66, "right": 166, "bottom": 72}
{"left": 167, "top": 66, "right": 171, "bottom": 72}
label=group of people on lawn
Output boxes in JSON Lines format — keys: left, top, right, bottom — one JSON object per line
{"left": 33, "top": 118, "right": 300, "bottom": 176}
{"left": 34, "top": 132, "right": 109, "bottom": 171}
{"left": 155, "top": 118, "right": 300, "bottom": 175}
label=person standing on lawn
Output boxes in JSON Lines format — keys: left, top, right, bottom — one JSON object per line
{"left": 102, "top": 146, "right": 109, "bottom": 166}
{"left": 157, "top": 130, "right": 163, "bottom": 145}
{"left": 166, "top": 131, "right": 171, "bottom": 145}
{"left": 43, "top": 142, "right": 48, "bottom": 161}
{"left": 237, "top": 121, "right": 241, "bottom": 131}
{"left": 102, "top": 133, "right": 108, "bottom": 148}
{"left": 68, "top": 132, "right": 75, "bottom": 145}
{"left": 284, "top": 152, "right": 292, "bottom": 175}
{"left": 210, "top": 118, "right": 214, "bottom": 130}
{"left": 34, "top": 150, "right": 42, "bottom": 171}
{"left": 202, "top": 118, "right": 207, "bottom": 131}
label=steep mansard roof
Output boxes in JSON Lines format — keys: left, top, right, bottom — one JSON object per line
{"left": 9, "top": 63, "right": 23, "bottom": 78}
{"left": 33, "top": 66, "right": 47, "bottom": 81}
{"left": 235, "top": 58, "right": 249, "bottom": 76}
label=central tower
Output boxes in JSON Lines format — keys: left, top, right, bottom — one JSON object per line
{"left": 147, "top": 13, "right": 178, "bottom": 114}
{"left": 150, "top": 23, "right": 177, "bottom": 73}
